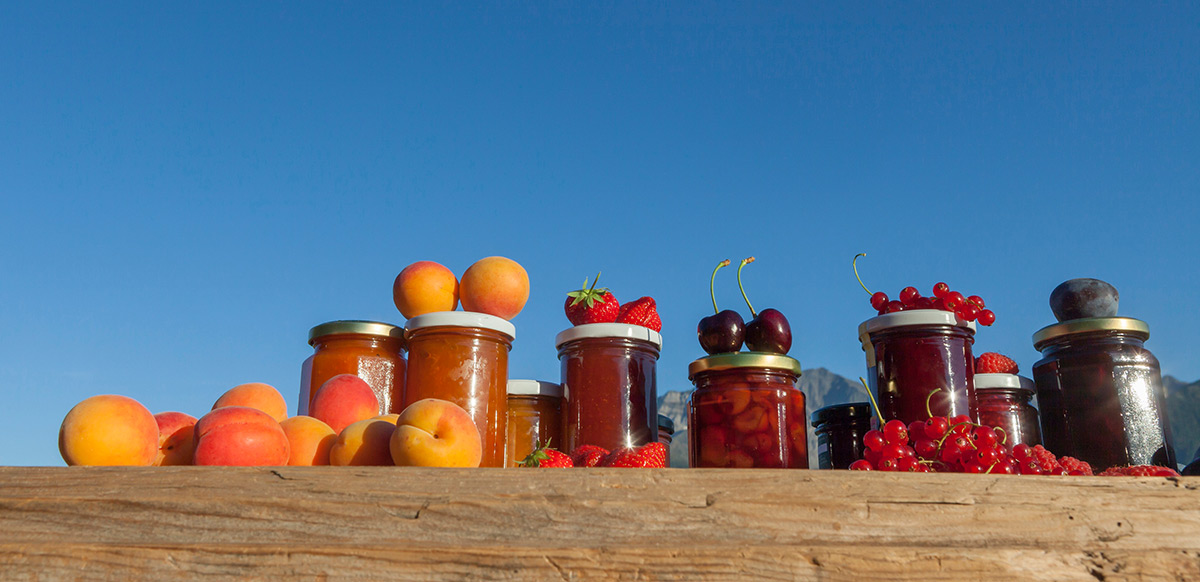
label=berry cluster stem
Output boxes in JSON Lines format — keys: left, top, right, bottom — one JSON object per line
{"left": 858, "top": 377, "right": 884, "bottom": 425}
{"left": 853, "top": 253, "right": 872, "bottom": 295}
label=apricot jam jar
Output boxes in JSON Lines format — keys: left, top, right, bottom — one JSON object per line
{"left": 811, "top": 402, "right": 872, "bottom": 470}
{"left": 688, "top": 353, "right": 807, "bottom": 469}
{"left": 1032, "top": 317, "right": 1176, "bottom": 471}
{"left": 299, "top": 320, "right": 405, "bottom": 416}
{"left": 506, "top": 380, "right": 564, "bottom": 467}
{"left": 404, "top": 312, "right": 515, "bottom": 468}
{"left": 556, "top": 323, "right": 661, "bottom": 453}
{"left": 859, "top": 311, "right": 977, "bottom": 424}
{"left": 974, "top": 373, "right": 1041, "bottom": 448}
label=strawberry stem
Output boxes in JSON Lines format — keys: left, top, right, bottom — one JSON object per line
{"left": 736, "top": 257, "right": 757, "bottom": 318}
{"left": 853, "top": 253, "right": 872, "bottom": 295}
{"left": 709, "top": 259, "right": 730, "bottom": 314}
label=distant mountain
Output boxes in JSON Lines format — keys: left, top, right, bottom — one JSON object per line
{"left": 1164, "top": 376, "right": 1200, "bottom": 464}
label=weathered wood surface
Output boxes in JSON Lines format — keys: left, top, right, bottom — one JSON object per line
{"left": 1, "top": 467, "right": 1199, "bottom": 581}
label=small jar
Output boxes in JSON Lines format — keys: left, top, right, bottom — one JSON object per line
{"left": 811, "top": 402, "right": 873, "bottom": 470}
{"left": 404, "top": 312, "right": 515, "bottom": 468}
{"left": 657, "top": 414, "right": 675, "bottom": 466}
{"left": 506, "top": 380, "right": 564, "bottom": 467}
{"left": 556, "top": 324, "right": 661, "bottom": 453}
{"left": 1032, "top": 317, "right": 1176, "bottom": 471}
{"left": 688, "top": 352, "right": 806, "bottom": 469}
{"left": 859, "top": 311, "right": 977, "bottom": 424}
{"left": 299, "top": 320, "right": 405, "bottom": 416}
{"left": 975, "top": 373, "right": 1041, "bottom": 448}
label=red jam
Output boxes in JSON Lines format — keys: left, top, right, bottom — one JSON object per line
{"left": 974, "top": 373, "right": 1041, "bottom": 448}
{"left": 299, "top": 321, "right": 405, "bottom": 416}
{"left": 506, "top": 380, "right": 564, "bottom": 467}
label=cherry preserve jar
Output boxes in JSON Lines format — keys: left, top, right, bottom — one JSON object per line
{"left": 974, "top": 373, "right": 1041, "bottom": 448}
{"left": 299, "top": 320, "right": 405, "bottom": 417}
{"left": 688, "top": 352, "right": 806, "bottom": 469}
{"left": 1032, "top": 317, "right": 1176, "bottom": 471}
{"left": 859, "top": 311, "right": 977, "bottom": 424}
{"left": 506, "top": 380, "right": 564, "bottom": 467}
{"left": 811, "top": 402, "right": 873, "bottom": 470}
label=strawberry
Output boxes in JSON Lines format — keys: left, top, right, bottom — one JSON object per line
{"left": 1099, "top": 465, "right": 1180, "bottom": 477}
{"left": 975, "top": 352, "right": 1019, "bottom": 375}
{"left": 598, "top": 442, "right": 667, "bottom": 468}
{"left": 569, "top": 444, "right": 609, "bottom": 467}
{"left": 565, "top": 274, "right": 620, "bottom": 326}
{"left": 615, "top": 296, "right": 662, "bottom": 332}
{"left": 519, "top": 442, "right": 574, "bottom": 468}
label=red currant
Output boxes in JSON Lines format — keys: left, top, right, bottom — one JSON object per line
{"left": 924, "top": 417, "right": 949, "bottom": 439}
{"left": 933, "top": 282, "right": 950, "bottom": 298}
{"left": 849, "top": 459, "right": 873, "bottom": 471}
{"left": 968, "top": 295, "right": 985, "bottom": 308}
{"left": 870, "top": 292, "right": 889, "bottom": 311}
{"left": 884, "top": 300, "right": 905, "bottom": 313}
{"left": 977, "top": 309, "right": 996, "bottom": 326}
{"left": 882, "top": 419, "right": 908, "bottom": 444}
{"left": 899, "top": 286, "right": 920, "bottom": 305}
{"left": 863, "top": 429, "right": 886, "bottom": 452}
{"left": 944, "top": 291, "right": 965, "bottom": 311}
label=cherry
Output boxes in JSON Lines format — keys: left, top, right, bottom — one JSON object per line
{"left": 736, "top": 257, "right": 792, "bottom": 354}
{"left": 697, "top": 259, "right": 745, "bottom": 354}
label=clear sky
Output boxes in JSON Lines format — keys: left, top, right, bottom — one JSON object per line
{"left": 2, "top": 3, "right": 1198, "bottom": 466}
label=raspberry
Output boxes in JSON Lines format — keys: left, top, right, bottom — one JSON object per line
{"left": 1031, "top": 445, "right": 1062, "bottom": 473}
{"left": 1058, "top": 456, "right": 1094, "bottom": 476}
{"left": 976, "top": 352, "right": 1019, "bottom": 374}
{"left": 1099, "top": 465, "right": 1180, "bottom": 477}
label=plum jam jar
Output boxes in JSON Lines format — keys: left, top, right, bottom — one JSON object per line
{"left": 974, "top": 373, "right": 1041, "bottom": 448}
{"left": 404, "top": 312, "right": 515, "bottom": 468}
{"left": 811, "top": 402, "right": 873, "bottom": 470}
{"left": 688, "top": 353, "right": 806, "bottom": 469}
{"left": 556, "top": 323, "right": 661, "bottom": 453}
{"left": 506, "top": 380, "right": 563, "bottom": 467}
{"left": 1032, "top": 317, "right": 1176, "bottom": 471}
{"left": 299, "top": 320, "right": 405, "bottom": 416}
{"left": 859, "top": 311, "right": 977, "bottom": 425}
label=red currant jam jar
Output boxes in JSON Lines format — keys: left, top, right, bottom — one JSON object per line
{"left": 974, "top": 373, "right": 1041, "bottom": 448}
{"left": 1032, "top": 317, "right": 1176, "bottom": 471}
{"left": 811, "top": 402, "right": 873, "bottom": 470}
{"left": 688, "top": 353, "right": 807, "bottom": 469}
{"left": 557, "top": 323, "right": 661, "bottom": 453}
{"left": 859, "top": 311, "right": 977, "bottom": 425}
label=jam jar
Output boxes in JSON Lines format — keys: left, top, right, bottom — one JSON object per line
{"left": 506, "top": 380, "right": 564, "bottom": 467}
{"left": 657, "top": 414, "right": 675, "bottom": 466}
{"left": 975, "top": 373, "right": 1041, "bottom": 447}
{"left": 688, "top": 352, "right": 806, "bottom": 469}
{"left": 811, "top": 402, "right": 873, "bottom": 470}
{"left": 557, "top": 323, "right": 661, "bottom": 453}
{"left": 404, "top": 312, "right": 515, "bottom": 468}
{"left": 859, "top": 311, "right": 977, "bottom": 424}
{"left": 1032, "top": 317, "right": 1176, "bottom": 471}
{"left": 299, "top": 320, "right": 406, "bottom": 416}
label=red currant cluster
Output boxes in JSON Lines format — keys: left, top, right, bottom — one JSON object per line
{"left": 869, "top": 282, "right": 996, "bottom": 326}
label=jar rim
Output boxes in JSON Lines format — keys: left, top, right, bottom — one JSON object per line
{"left": 308, "top": 320, "right": 404, "bottom": 345}
{"left": 405, "top": 311, "right": 516, "bottom": 340}
{"left": 858, "top": 310, "right": 976, "bottom": 338}
{"left": 687, "top": 352, "right": 802, "bottom": 378}
{"left": 507, "top": 379, "right": 562, "bottom": 397}
{"left": 1032, "top": 317, "right": 1148, "bottom": 349}
{"left": 554, "top": 323, "right": 662, "bottom": 349}
{"left": 811, "top": 402, "right": 872, "bottom": 426}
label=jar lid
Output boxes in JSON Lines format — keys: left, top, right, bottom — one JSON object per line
{"left": 405, "top": 311, "right": 516, "bottom": 340}
{"left": 858, "top": 310, "right": 977, "bottom": 338}
{"left": 811, "top": 402, "right": 872, "bottom": 427}
{"left": 974, "top": 373, "right": 1025, "bottom": 391}
{"left": 1032, "top": 317, "right": 1149, "bottom": 349}
{"left": 657, "top": 414, "right": 674, "bottom": 434}
{"left": 687, "top": 352, "right": 802, "bottom": 379}
{"left": 308, "top": 320, "right": 404, "bottom": 345}
{"left": 554, "top": 323, "right": 662, "bottom": 350}
{"left": 507, "top": 380, "right": 562, "bottom": 398}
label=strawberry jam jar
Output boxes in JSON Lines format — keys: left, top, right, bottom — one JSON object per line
{"left": 974, "top": 373, "right": 1041, "bottom": 447}
{"left": 506, "top": 380, "right": 564, "bottom": 467}
{"left": 404, "top": 312, "right": 515, "bottom": 468}
{"left": 299, "top": 320, "right": 405, "bottom": 416}
{"left": 556, "top": 323, "right": 661, "bottom": 453}
{"left": 859, "top": 311, "right": 977, "bottom": 425}
{"left": 811, "top": 402, "right": 872, "bottom": 470}
{"left": 688, "top": 353, "right": 807, "bottom": 469}
{"left": 1032, "top": 317, "right": 1176, "bottom": 471}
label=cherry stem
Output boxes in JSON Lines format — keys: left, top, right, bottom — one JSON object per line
{"left": 709, "top": 259, "right": 730, "bottom": 315}
{"left": 736, "top": 257, "right": 758, "bottom": 318}
{"left": 853, "top": 253, "right": 872, "bottom": 295}
{"left": 858, "top": 377, "right": 884, "bottom": 425}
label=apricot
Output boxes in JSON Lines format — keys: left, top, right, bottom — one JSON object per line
{"left": 309, "top": 374, "right": 380, "bottom": 434}
{"left": 154, "top": 411, "right": 198, "bottom": 466}
{"left": 59, "top": 394, "right": 159, "bottom": 466}
{"left": 212, "top": 382, "right": 289, "bottom": 422}
{"left": 459, "top": 256, "right": 529, "bottom": 320}
{"left": 329, "top": 414, "right": 399, "bottom": 466}
{"left": 193, "top": 406, "right": 290, "bottom": 466}
{"left": 280, "top": 415, "right": 337, "bottom": 466}
{"left": 393, "top": 260, "right": 460, "bottom": 319}
{"left": 390, "top": 399, "right": 482, "bottom": 468}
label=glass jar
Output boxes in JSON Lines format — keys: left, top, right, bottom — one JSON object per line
{"left": 404, "top": 312, "right": 515, "bottom": 468}
{"left": 657, "top": 414, "right": 675, "bottom": 466}
{"left": 1032, "top": 317, "right": 1176, "bottom": 471}
{"left": 556, "top": 323, "right": 661, "bottom": 453}
{"left": 975, "top": 373, "right": 1041, "bottom": 448}
{"left": 506, "top": 380, "right": 564, "bottom": 467}
{"left": 688, "top": 352, "right": 807, "bottom": 469}
{"left": 299, "top": 320, "right": 405, "bottom": 416}
{"left": 859, "top": 311, "right": 977, "bottom": 424}
{"left": 811, "top": 402, "right": 873, "bottom": 470}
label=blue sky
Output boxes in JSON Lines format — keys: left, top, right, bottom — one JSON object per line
{"left": 2, "top": 3, "right": 1197, "bottom": 466}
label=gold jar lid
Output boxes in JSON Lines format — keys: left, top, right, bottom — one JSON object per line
{"left": 308, "top": 320, "right": 404, "bottom": 346}
{"left": 1032, "top": 317, "right": 1149, "bottom": 350}
{"left": 687, "top": 352, "right": 802, "bottom": 380}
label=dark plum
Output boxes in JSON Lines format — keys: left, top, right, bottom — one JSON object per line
{"left": 1049, "top": 278, "right": 1119, "bottom": 322}
{"left": 736, "top": 257, "right": 793, "bottom": 355}
{"left": 698, "top": 260, "right": 744, "bottom": 354}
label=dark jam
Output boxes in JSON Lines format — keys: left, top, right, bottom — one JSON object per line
{"left": 811, "top": 402, "right": 872, "bottom": 470}
{"left": 974, "top": 374, "right": 1041, "bottom": 447}
{"left": 1032, "top": 318, "right": 1176, "bottom": 471}
{"left": 688, "top": 353, "right": 807, "bottom": 469}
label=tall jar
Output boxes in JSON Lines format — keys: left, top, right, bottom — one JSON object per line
{"left": 506, "top": 380, "right": 563, "bottom": 467}
{"left": 688, "top": 353, "right": 807, "bottom": 469}
{"left": 299, "top": 320, "right": 405, "bottom": 416}
{"left": 1032, "top": 317, "right": 1175, "bottom": 471}
{"left": 975, "top": 373, "right": 1041, "bottom": 448}
{"left": 811, "top": 402, "right": 873, "bottom": 470}
{"left": 859, "top": 311, "right": 977, "bottom": 424}
{"left": 556, "top": 323, "right": 661, "bottom": 453}
{"left": 404, "top": 312, "right": 515, "bottom": 468}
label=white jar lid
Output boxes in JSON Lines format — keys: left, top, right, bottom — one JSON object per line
{"left": 858, "top": 310, "right": 977, "bottom": 337}
{"left": 974, "top": 373, "right": 1022, "bottom": 390}
{"left": 405, "top": 311, "right": 516, "bottom": 340}
{"left": 507, "top": 380, "right": 563, "bottom": 397}
{"left": 554, "top": 323, "right": 663, "bottom": 350}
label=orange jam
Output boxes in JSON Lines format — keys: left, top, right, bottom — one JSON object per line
{"left": 506, "top": 380, "right": 564, "bottom": 466}
{"left": 403, "top": 312, "right": 515, "bottom": 468}
{"left": 300, "top": 321, "right": 406, "bottom": 416}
